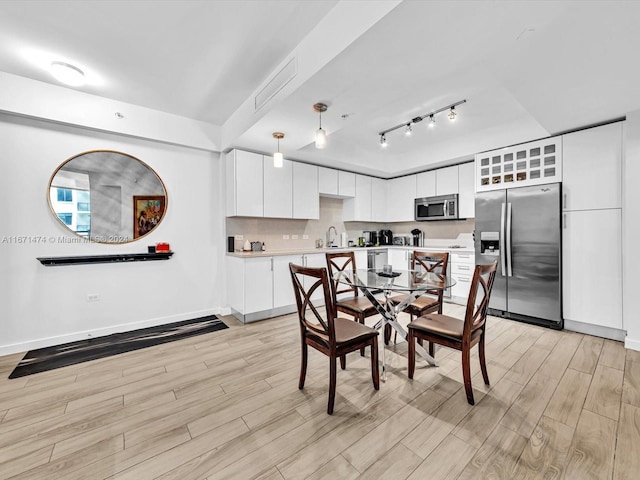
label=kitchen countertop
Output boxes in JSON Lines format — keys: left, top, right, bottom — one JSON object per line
{"left": 227, "top": 244, "right": 475, "bottom": 258}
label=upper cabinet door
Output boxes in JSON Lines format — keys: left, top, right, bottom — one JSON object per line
{"left": 436, "top": 165, "right": 459, "bottom": 195}
{"left": 371, "top": 177, "right": 387, "bottom": 222}
{"left": 228, "top": 149, "right": 264, "bottom": 217}
{"left": 387, "top": 175, "right": 416, "bottom": 222}
{"left": 458, "top": 162, "right": 475, "bottom": 218}
{"left": 562, "top": 122, "right": 622, "bottom": 211}
{"left": 293, "top": 162, "right": 319, "bottom": 219}
{"left": 318, "top": 167, "right": 338, "bottom": 196}
{"left": 338, "top": 171, "right": 356, "bottom": 197}
{"left": 263, "top": 156, "right": 293, "bottom": 218}
{"left": 343, "top": 174, "right": 372, "bottom": 221}
{"left": 416, "top": 171, "right": 436, "bottom": 198}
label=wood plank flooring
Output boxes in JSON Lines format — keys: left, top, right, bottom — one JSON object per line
{"left": 0, "top": 304, "right": 638, "bottom": 479}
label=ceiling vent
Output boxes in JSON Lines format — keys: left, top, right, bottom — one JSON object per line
{"left": 254, "top": 56, "right": 297, "bottom": 112}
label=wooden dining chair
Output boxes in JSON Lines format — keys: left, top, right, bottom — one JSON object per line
{"left": 289, "top": 263, "right": 379, "bottom": 414}
{"left": 326, "top": 251, "right": 380, "bottom": 355}
{"left": 387, "top": 251, "right": 449, "bottom": 346}
{"left": 407, "top": 260, "right": 498, "bottom": 405}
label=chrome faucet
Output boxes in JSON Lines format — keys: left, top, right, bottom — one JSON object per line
{"left": 326, "top": 226, "right": 337, "bottom": 247}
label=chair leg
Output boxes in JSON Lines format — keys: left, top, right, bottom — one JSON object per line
{"left": 340, "top": 354, "right": 346, "bottom": 370}
{"left": 359, "top": 316, "right": 366, "bottom": 356}
{"left": 408, "top": 330, "right": 416, "bottom": 379}
{"left": 328, "top": 356, "right": 337, "bottom": 414}
{"left": 299, "top": 340, "right": 308, "bottom": 390}
{"left": 462, "top": 347, "right": 475, "bottom": 405}
{"left": 371, "top": 337, "right": 379, "bottom": 390}
{"left": 428, "top": 342, "right": 435, "bottom": 357}
{"left": 384, "top": 323, "right": 392, "bottom": 345}
{"left": 479, "top": 333, "right": 490, "bottom": 386}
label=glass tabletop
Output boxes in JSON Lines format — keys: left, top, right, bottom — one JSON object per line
{"left": 335, "top": 268, "right": 455, "bottom": 292}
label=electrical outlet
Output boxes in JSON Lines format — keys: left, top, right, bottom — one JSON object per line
{"left": 283, "top": 234, "right": 290, "bottom": 240}
{"left": 234, "top": 235, "right": 243, "bottom": 240}
{"left": 87, "top": 293, "right": 100, "bottom": 302}
{"left": 302, "top": 235, "right": 309, "bottom": 240}
{"left": 291, "top": 234, "right": 299, "bottom": 240}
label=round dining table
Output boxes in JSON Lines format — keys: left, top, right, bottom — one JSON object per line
{"left": 334, "top": 268, "right": 456, "bottom": 380}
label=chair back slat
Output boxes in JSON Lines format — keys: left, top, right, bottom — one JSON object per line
{"left": 325, "top": 251, "right": 360, "bottom": 311}
{"left": 463, "top": 261, "right": 498, "bottom": 338}
{"left": 411, "top": 251, "right": 449, "bottom": 297}
{"left": 290, "top": 263, "right": 336, "bottom": 344}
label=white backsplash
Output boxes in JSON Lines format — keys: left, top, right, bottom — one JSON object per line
{"left": 226, "top": 197, "right": 474, "bottom": 251}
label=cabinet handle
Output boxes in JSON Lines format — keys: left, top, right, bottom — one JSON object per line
{"left": 563, "top": 193, "right": 567, "bottom": 210}
{"left": 563, "top": 214, "right": 566, "bottom": 230}
{"left": 270, "top": 258, "right": 273, "bottom": 271}
{"left": 458, "top": 254, "right": 470, "bottom": 259}
{"left": 459, "top": 265, "right": 470, "bottom": 270}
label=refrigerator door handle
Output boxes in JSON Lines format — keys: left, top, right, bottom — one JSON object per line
{"left": 500, "top": 202, "right": 507, "bottom": 276}
{"left": 506, "top": 202, "right": 513, "bottom": 277}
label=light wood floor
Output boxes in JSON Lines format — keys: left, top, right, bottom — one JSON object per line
{"left": 1, "top": 304, "right": 639, "bottom": 480}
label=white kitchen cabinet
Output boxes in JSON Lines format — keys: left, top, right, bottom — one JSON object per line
{"left": 563, "top": 209, "right": 622, "bottom": 333}
{"left": 226, "top": 149, "right": 264, "bottom": 217}
{"left": 293, "top": 162, "right": 319, "bottom": 219}
{"left": 338, "top": 171, "right": 356, "bottom": 197}
{"left": 273, "top": 255, "right": 299, "bottom": 309}
{"left": 371, "top": 177, "right": 387, "bottom": 223}
{"left": 263, "top": 156, "right": 292, "bottom": 218}
{"left": 318, "top": 167, "right": 355, "bottom": 198}
{"left": 562, "top": 122, "right": 622, "bottom": 211}
{"left": 318, "top": 167, "right": 338, "bottom": 196}
{"left": 227, "top": 256, "right": 273, "bottom": 319}
{"left": 343, "top": 174, "right": 372, "bottom": 222}
{"left": 450, "top": 251, "right": 475, "bottom": 302}
{"left": 416, "top": 171, "right": 436, "bottom": 198}
{"left": 436, "top": 165, "right": 459, "bottom": 195}
{"left": 354, "top": 249, "right": 368, "bottom": 270}
{"left": 389, "top": 248, "right": 410, "bottom": 271}
{"left": 386, "top": 175, "right": 417, "bottom": 222}
{"left": 458, "top": 162, "right": 475, "bottom": 218}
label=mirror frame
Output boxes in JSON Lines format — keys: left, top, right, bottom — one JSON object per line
{"left": 47, "top": 149, "right": 168, "bottom": 244}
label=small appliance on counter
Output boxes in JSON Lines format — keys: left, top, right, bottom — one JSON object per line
{"left": 411, "top": 229, "right": 423, "bottom": 247}
{"left": 379, "top": 229, "right": 393, "bottom": 245}
{"left": 392, "top": 235, "right": 410, "bottom": 246}
{"left": 362, "top": 230, "right": 379, "bottom": 247}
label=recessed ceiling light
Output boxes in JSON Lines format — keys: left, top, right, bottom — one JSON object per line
{"left": 50, "top": 61, "right": 85, "bottom": 87}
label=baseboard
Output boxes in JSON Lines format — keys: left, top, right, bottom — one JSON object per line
{"left": 564, "top": 319, "right": 626, "bottom": 342}
{"left": 625, "top": 336, "right": 640, "bottom": 351}
{"left": 0, "top": 308, "right": 221, "bottom": 357}
{"left": 230, "top": 304, "right": 298, "bottom": 324}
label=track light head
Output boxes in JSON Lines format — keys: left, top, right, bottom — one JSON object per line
{"left": 428, "top": 114, "right": 436, "bottom": 128}
{"left": 405, "top": 124, "right": 412, "bottom": 136}
{"left": 448, "top": 106, "right": 457, "bottom": 122}
{"left": 380, "top": 134, "right": 388, "bottom": 147}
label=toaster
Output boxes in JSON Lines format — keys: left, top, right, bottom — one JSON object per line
{"left": 392, "top": 236, "right": 408, "bottom": 246}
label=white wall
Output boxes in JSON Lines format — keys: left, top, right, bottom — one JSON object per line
{"left": 0, "top": 113, "right": 225, "bottom": 355}
{"left": 624, "top": 111, "right": 640, "bottom": 351}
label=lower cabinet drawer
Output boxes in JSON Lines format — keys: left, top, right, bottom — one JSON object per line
{"left": 451, "top": 274, "right": 472, "bottom": 299}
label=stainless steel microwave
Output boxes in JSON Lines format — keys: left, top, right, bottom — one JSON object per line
{"left": 415, "top": 194, "right": 459, "bottom": 221}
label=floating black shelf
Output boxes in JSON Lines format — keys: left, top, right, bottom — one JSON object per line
{"left": 37, "top": 252, "right": 174, "bottom": 266}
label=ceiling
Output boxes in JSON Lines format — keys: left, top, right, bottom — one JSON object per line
{"left": 1, "top": 0, "right": 639, "bottom": 178}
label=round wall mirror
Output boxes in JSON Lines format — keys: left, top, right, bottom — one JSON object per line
{"left": 48, "top": 150, "right": 168, "bottom": 244}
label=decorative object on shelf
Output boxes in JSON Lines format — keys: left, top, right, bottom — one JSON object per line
{"left": 155, "top": 242, "right": 170, "bottom": 252}
{"left": 378, "top": 99, "right": 466, "bottom": 146}
{"left": 243, "top": 239, "right": 251, "bottom": 251}
{"left": 250, "top": 241, "right": 263, "bottom": 252}
{"left": 37, "top": 252, "right": 174, "bottom": 266}
{"left": 134, "top": 195, "right": 166, "bottom": 239}
{"left": 313, "top": 102, "right": 328, "bottom": 149}
{"left": 48, "top": 150, "right": 167, "bottom": 244}
{"left": 147, "top": 245, "right": 156, "bottom": 253}
{"left": 272, "top": 132, "right": 285, "bottom": 168}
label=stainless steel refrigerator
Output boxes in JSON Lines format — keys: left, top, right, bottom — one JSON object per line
{"left": 475, "top": 183, "right": 562, "bottom": 329}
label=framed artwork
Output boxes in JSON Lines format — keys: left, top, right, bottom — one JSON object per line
{"left": 133, "top": 195, "right": 166, "bottom": 239}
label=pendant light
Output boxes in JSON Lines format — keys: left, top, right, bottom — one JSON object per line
{"left": 313, "top": 103, "right": 328, "bottom": 149}
{"left": 272, "top": 132, "right": 284, "bottom": 168}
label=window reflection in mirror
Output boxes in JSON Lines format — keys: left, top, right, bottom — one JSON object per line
{"left": 48, "top": 150, "right": 167, "bottom": 244}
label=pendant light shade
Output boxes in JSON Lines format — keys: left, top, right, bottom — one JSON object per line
{"left": 272, "top": 132, "right": 284, "bottom": 168}
{"left": 313, "top": 103, "right": 328, "bottom": 149}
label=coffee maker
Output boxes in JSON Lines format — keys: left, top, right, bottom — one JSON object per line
{"left": 362, "top": 230, "right": 379, "bottom": 246}
{"left": 411, "top": 228, "right": 423, "bottom": 247}
{"left": 379, "top": 229, "right": 393, "bottom": 245}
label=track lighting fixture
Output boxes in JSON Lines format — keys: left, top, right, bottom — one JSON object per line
{"left": 313, "top": 103, "right": 328, "bottom": 149}
{"left": 377, "top": 99, "right": 465, "bottom": 145}
{"left": 272, "top": 132, "right": 284, "bottom": 168}
{"left": 448, "top": 106, "right": 457, "bottom": 121}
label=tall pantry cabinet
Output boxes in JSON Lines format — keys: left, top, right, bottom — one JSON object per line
{"left": 562, "top": 122, "right": 623, "bottom": 340}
